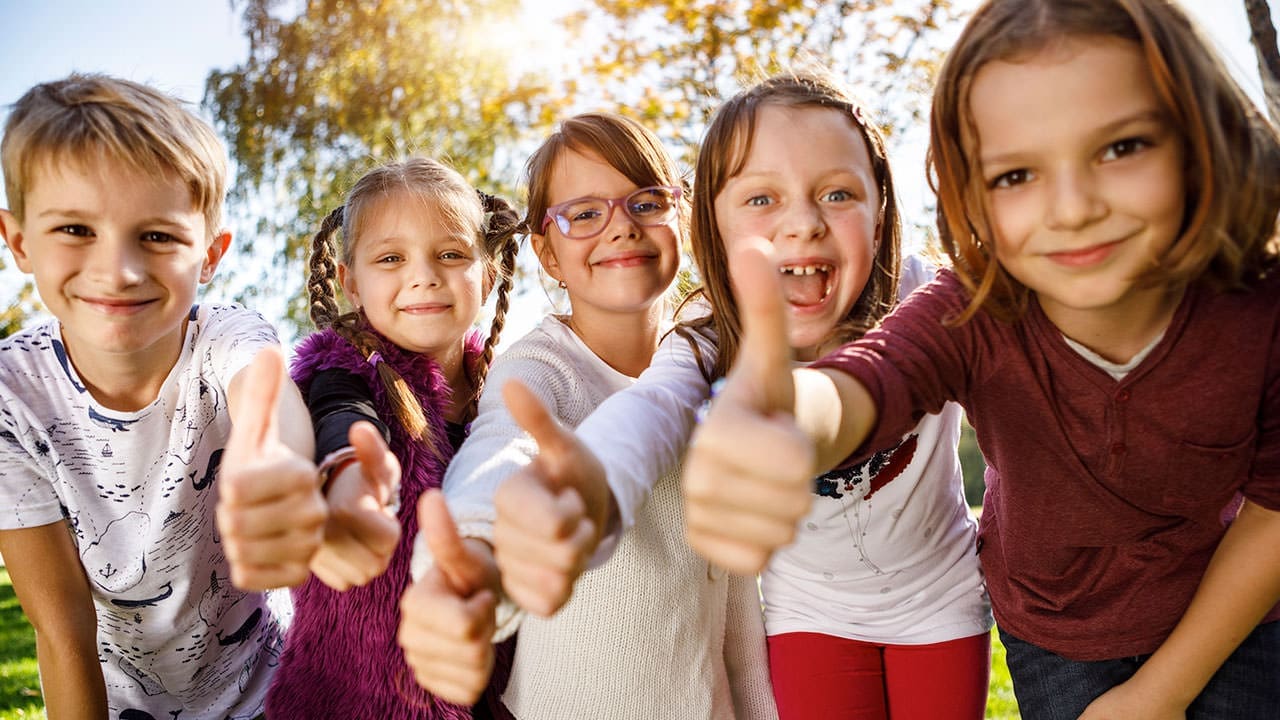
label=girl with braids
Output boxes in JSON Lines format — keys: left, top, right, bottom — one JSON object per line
{"left": 265, "top": 157, "right": 519, "bottom": 720}
{"left": 397, "top": 112, "right": 777, "bottom": 719}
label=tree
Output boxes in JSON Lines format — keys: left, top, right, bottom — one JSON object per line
{"left": 204, "top": 0, "right": 563, "bottom": 333}
{"left": 562, "top": 0, "right": 959, "bottom": 160}
{"left": 1244, "top": 0, "right": 1280, "bottom": 118}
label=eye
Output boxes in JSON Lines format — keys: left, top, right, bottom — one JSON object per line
{"left": 141, "top": 231, "right": 180, "bottom": 245}
{"left": 1101, "top": 137, "right": 1150, "bottom": 162}
{"left": 746, "top": 195, "right": 772, "bottom": 207}
{"left": 570, "top": 208, "right": 603, "bottom": 223}
{"left": 821, "top": 189, "right": 854, "bottom": 203}
{"left": 439, "top": 249, "right": 469, "bottom": 261}
{"left": 990, "top": 169, "right": 1032, "bottom": 189}
{"left": 55, "top": 224, "right": 94, "bottom": 237}
{"left": 375, "top": 253, "right": 403, "bottom": 264}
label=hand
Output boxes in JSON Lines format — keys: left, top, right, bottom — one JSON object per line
{"left": 309, "top": 421, "right": 403, "bottom": 591}
{"left": 492, "top": 380, "right": 611, "bottom": 616}
{"left": 683, "top": 239, "right": 816, "bottom": 575}
{"left": 399, "top": 490, "right": 498, "bottom": 705}
{"left": 1078, "top": 676, "right": 1187, "bottom": 720}
{"left": 217, "top": 347, "right": 327, "bottom": 590}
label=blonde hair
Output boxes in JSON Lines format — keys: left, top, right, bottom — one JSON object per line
{"left": 686, "top": 69, "right": 902, "bottom": 380}
{"left": 307, "top": 158, "right": 519, "bottom": 447}
{"left": 929, "top": 0, "right": 1280, "bottom": 322}
{"left": 2, "top": 73, "right": 228, "bottom": 235}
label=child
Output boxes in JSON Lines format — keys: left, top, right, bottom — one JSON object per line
{"left": 265, "top": 157, "right": 520, "bottom": 720}
{"left": 685, "top": 1, "right": 1280, "bottom": 718}
{"left": 397, "top": 112, "right": 777, "bottom": 719}
{"left": 0, "top": 74, "right": 320, "bottom": 719}
{"left": 496, "top": 72, "right": 993, "bottom": 719}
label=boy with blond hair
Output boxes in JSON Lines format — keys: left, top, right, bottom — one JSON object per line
{"left": 0, "top": 74, "right": 326, "bottom": 719}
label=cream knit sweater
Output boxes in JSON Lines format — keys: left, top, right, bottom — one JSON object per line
{"left": 438, "top": 315, "right": 777, "bottom": 720}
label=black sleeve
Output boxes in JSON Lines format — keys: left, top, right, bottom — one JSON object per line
{"left": 305, "top": 368, "right": 391, "bottom": 461}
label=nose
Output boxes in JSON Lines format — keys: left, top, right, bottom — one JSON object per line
{"left": 779, "top": 198, "right": 826, "bottom": 242}
{"left": 408, "top": 257, "right": 442, "bottom": 288}
{"left": 1046, "top": 167, "right": 1107, "bottom": 231}
{"left": 90, "top": 236, "right": 145, "bottom": 289}
{"left": 605, "top": 201, "right": 641, "bottom": 243}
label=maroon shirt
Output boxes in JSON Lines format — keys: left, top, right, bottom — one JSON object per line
{"left": 813, "top": 269, "right": 1280, "bottom": 660}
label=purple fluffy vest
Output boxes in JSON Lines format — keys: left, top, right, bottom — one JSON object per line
{"left": 266, "top": 328, "right": 481, "bottom": 720}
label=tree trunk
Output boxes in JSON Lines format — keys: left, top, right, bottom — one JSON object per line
{"left": 1245, "top": 0, "right": 1280, "bottom": 118}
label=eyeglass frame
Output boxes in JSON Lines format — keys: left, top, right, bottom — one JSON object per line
{"left": 540, "top": 185, "right": 684, "bottom": 239}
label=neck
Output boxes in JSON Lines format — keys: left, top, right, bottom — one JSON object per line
{"left": 433, "top": 339, "right": 474, "bottom": 424}
{"left": 563, "top": 301, "right": 665, "bottom": 378}
{"left": 1042, "top": 283, "right": 1186, "bottom": 364}
{"left": 64, "top": 325, "right": 185, "bottom": 412}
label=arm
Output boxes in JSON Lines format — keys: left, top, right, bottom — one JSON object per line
{"left": 1081, "top": 500, "right": 1280, "bottom": 720}
{"left": 0, "top": 523, "right": 106, "bottom": 719}
{"left": 301, "top": 370, "right": 401, "bottom": 591}
{"left": 217, "top": 347, "right": 327, "bottom": 590}
{"left": 722, "top": 573, "right": 779, "bottom": 720}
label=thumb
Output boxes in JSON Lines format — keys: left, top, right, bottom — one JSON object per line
{"left": 502, "top": 379, "right": 574, "bottom": 489}
{"left": 348, "top": 420, "right": 399, "bottom": 504}
{"left": 418, "top": 490, "right": 485, "bottom": 596}
{"left": 727, "top": 238, "right": 795, "bottom": 416}
{"left": 228, "top": 346, "right": 286, "bottom": 458}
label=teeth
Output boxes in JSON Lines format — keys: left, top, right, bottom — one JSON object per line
{"left": 779, "top": 263, "right": 833, "bottom": 276}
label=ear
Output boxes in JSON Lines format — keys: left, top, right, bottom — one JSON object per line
{"left": 0, "top": 209, "right": 34, "bottom": 273}
{"left": 337, "top": 262, "right": 360, "bottom": 309}
{"left": 531, "top": 233, "right": 562, "bottom": 283}
{"left": 200, "top": 231, "right": 232, "bottom": 283}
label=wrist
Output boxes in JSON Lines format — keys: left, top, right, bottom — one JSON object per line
{"left": 317, "top": 446, "right": 359, "bottom": 494}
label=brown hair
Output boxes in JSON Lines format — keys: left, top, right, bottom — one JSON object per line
{"left": 929, "top": 0, "right": 1280, "bottom": 322}
{"left": 521, "top": 112, "right": 688, "bottom": 240}
{"left": 2, "top": 73, "right": 227, "bottom": 235}
{"left": 307, "top": 158, "right": 519, "bottom": 450}
{"left": 686, "top": 69, "right": 902, "bottom": 380}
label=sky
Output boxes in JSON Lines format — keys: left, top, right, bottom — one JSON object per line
{"left": 0, "top": 0, "right": 1276, "bottom": 340}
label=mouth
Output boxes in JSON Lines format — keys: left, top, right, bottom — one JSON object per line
{"left": 594, "top": 250, "right": 659, "bottom": 268}
{"left": 399, "top": 303, "right": 452, "bottom": 314}
{"left": 1045, "top": 239, "right": 1126, "bottom": 268}
{"left": 78, "top": 297, "right": 156, "bottom": 315}
{"left": 778, "top": 262, "right": 834, "bottom": 307}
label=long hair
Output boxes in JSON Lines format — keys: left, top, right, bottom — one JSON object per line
{"left": 686, "top": 68, "right": 902, "bottom": 380}
{"left": 306, "top": 158, "right": 518, "bottom": 452}
{"left": 929, "top": 0, "right": 1280, "bottom": 322}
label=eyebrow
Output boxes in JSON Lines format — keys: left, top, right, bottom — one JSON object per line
{"left": 35, "top": 208, "right": 197, "bottom": 229}
{"left": 980, "top": 109, "right": 1168, "bottom": 167}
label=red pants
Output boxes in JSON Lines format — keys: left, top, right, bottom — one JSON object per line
{"left": 767, "top": 631, "right": 991, "bottom": 720}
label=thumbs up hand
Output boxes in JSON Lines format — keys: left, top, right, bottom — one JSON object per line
{"left": 492, "top": 380, "right": 614, "bottom": 617}
{"left": 217, "top": 347, "right": 327, "bottom": 590}
{"left": 308, "top": 421, "right": 403, "bottom": 591}
{"left": 399, "top": 490, "right": 499, "bottom": 705}
{"left": 683, "top": 240, "right": 817, "bottom": 575}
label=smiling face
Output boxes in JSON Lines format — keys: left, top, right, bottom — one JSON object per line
{"left": 0, "top": 159, "right": 227, "bottom": 384}
{"left": 339, "top": 192, "right": 484, "bottom": 363}
{"left": 531, "top": 147, "right": 680, "bottom": 324}
{"left": 971, "top": 36, "right": 1186, "bottom": 340}
{"left": 714, "top": 104, "right": 880, "bottom": 361}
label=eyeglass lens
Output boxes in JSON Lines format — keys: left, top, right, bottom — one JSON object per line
{"left": 553, "top": 186, "right": 678, "bottom": 238}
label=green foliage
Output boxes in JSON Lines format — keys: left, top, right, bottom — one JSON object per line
{"left": 0, "top": 278, "right": 42, "bottom": 340}
{"left": 960, "top": 417, "right": 987, "bottom": 507}
{"left": 565, "top": 0, "right": 961, "bottom": 161}
{"left": 204, "top": 0, "right": 563, "bottom": 333}
{"left": 0, "top": 569, "right": 43, "bottom": 718}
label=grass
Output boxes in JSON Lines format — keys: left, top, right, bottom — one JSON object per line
{"left": 0, "top": 568, "right": 43, "bottom": 719}
{"left": 0, "top": 569, "right": 1022, "bottom": 719}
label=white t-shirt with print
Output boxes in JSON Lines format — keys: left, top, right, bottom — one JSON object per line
{"left": 0, "top": 304, "right": 286, "bottom": 720}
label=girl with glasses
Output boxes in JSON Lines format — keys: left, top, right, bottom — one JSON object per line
{"left": 397, "top": 112, "right": 777, "bottom": 720}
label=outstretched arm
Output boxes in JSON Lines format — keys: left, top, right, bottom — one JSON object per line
{"left": 683, "top": 240, "right": 877, "bottom": 574}
{"left": 1080, "top": 499, "right": 1280, "bottom": 720}
{"left": 0, "top": 523, "right": 107, "bottom": 719}
{"left": 218, "top": 347, "right": 326, "bottom": 590}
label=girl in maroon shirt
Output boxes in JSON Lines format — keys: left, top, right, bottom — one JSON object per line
{"left": 681, "top": 1, "right": 1280, "bottom": 719}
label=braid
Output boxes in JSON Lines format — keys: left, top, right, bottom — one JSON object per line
{"left": 471, "top": 191, "right": 521, "bottom": 413}
{"left": 308, "top": 206, "right": 346, "bottom": 329}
